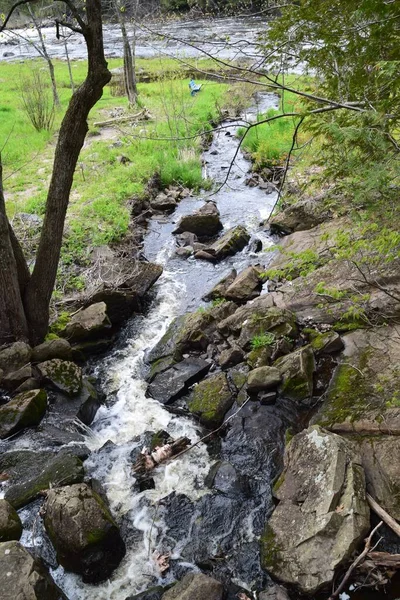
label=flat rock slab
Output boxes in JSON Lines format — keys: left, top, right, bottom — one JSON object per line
{"left": 0, "top": 540, "right": 67, "bottom": 600}
{"left": 147, "top": 358, "right": 211, "bottom": 404}
{"left": 0, "top": 389, "right": 47, "bottom": 439}
{"left": 262, "top": 426, "right": 369, "bottom": 595}
{"left": 37, "top": 359, "right": 82, "bottom": 396}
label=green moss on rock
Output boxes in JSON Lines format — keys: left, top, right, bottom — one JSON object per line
{"left": 188, "top": 373, "right": 234, "bottom": 429}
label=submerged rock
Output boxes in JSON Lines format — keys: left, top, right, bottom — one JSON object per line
{"left": 162, "top": 573, "right": 224, "bottom": 600}
{"left": 0, "top": 540, "right": 67, "bottom": 600}
{"left": 174, "top": 201, "right": 222, "bottom": 238}
{"left": 188, "top": 372, "right": 234, "bottom": 428}
{"left": 261, "top": 426, "right": 369, "bottom": 594}
{"left": 0, "top": 389, "right": 47, "bottom": 439}
{"left": 65, "top": 302, "right": 112, "bottom": 342}
{"left": 36, "top": 359, "right": 82, "bottom": 396}
{"left": 0, "top": 499, "right": 22, "bottom": 541}
{"left": 147, "top": 358, "right": 211, "bottom": 404}
{"left": 43, "top": 482, "right": 126, "bottom": 584}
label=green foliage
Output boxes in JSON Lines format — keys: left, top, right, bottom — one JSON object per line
{"left": 265, "top": 249, "right": 321, "bottom": 281}
{"left": 251, "top": 332, "right": 275, "bottom": 349}
{"left": 49, "top": 311, "right": 70, "bottom": 335}
{"left": 211, "top": 297, "right": 226, "bottom": 307}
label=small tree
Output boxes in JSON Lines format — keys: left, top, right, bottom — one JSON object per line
{"left": 20, "top": 65, "right": 55, "bottom": 131}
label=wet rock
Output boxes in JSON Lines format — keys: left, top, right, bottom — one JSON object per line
{"left": 147, "top": 358, "right": 211, "bottom": 404}
{"left": 5, "top": 452, "right": 84, "bottom": 509}
{"left": 218, "top": 346, "right": 244, "bottom": 369}
{"left": 43, "top": 482, "right": 126, "bottom": 584}
{"left": 262, "top": 426, "right": 369, "bottom": 595}
{"left": 217, "top": 294, "right": 276, "bottom": 335}
{"left": 246, "top": 346, "right": 272, "bottom": 369}
{"left": 49, "top": 378, "right": 103, "bottom": 426}
{"left": 188, "top": 372, "right": 234, "bottom": 428}
{"left": 310, "top": 330, "right": 344, "bottom": 355}
{"left": 65, "top": 302, "right": 112, "bottom": 342}
{"left": 14, "top": 377, "right": 41, "bottom": 393}
{"left": 203, "top": 269, "right": 237, "bottom": 301}
{"left": 0, "top": 499, "right": 22, "bottom": 541}
{"left": 206, "top": 461, "right": 249, "bottom": 498}
{"left": 274, "top": 346, "right": 315, "bottom": 402}
{"left": 201, "top": 225, "right": 250, "bottom": 261}
{"left": 0, "top": 341, "right": 31, "bottom": 377}
{"left": 224, "top": 265, "right": 264, "bottom": 302}
{"left": 193, "top": 249, "right": 217, "bottom": 262}
{"left": 0, "top": 540, "right": 67, "bottom": 600}
{"left": 0, "top": 389, "right": 47, "bottom": 439}
{"left": 71, "top": 338, "right": 113, "bottom": 360}
{"left": 32, "top": 339, "right": 72, "bottom": 363}
{"left": 175, "top": 246, "right": 193, "bottom": 258}
{"left": 269, "top": 198, "right": 331, "bottom": 235}
{"left": 259, "top": 584, "right": 291, "bottom": 600}
{"left": 176, "top": 231, "right": 198, "bottom": 247}
{"left": 2, "top": 364, "right": 32, "bottom": 390}
{"left": 259, "top": 391, "right": 277, "bottom": 405}
{"left": 162, "top": 573, "right": 224, "bottom": 600}
{"left": 173, "top": 202, "right": 222, "bottom": 238}
{"left": 150, "top": 193, "right": 177, "bottom": 212}
{"left": 36, "top": 359, "right": 82, "bottom": 396}
{"left": 126, "top": 587, "right": 166, "bottom": 600}
{"left": 248, "top": 237, "right": 263, "bottom": 253}
{"left": 247, "top": 367, "right": 281, "bottom": 392}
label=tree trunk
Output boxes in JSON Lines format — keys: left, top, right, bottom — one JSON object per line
{"left": 118, "top": 10, "right": 138, "bottom": 106}
{"left": 0, "top": 161, "right": 29, "bottom": 344}
{"left": 28, "top": 5, "right": 60, "bottom": 108}
{"left": 23, "top": 0, "right": 111, "bottom": 345}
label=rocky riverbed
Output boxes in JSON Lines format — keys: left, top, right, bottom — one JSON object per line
{"left": 1, "top": 91, "right": 400, "bottom": 600}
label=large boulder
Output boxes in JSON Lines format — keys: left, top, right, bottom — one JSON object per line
{"left": 31, "top": 339, "right": 72, "bottom": 363}
{"left": 188, "top": 372, "right": 234, "bottom": 428}
{"left": 147, "top": 358, "right": 211, "bottom": 404}
{"left": 224, "top": 265, "right": 264, "bottom": 302}
{"left": 174, "top": 202, "right": 222, "bottom": 238}
{"left": 269, "top": 198, "right": 331, "bottom": 235}
{"left": 65, "top": 302, "right": 112, "bottom": 342}
{"left": 2, "top": 364, "right": 33, "bottom": 391}
{"left": 0, "top": 499, "right": 22, "bottom": 541}
{"left": 217, "top": 294, "right": 276, "bottom": 335}
{"left": 161, "top": 573, "right": 224, "bottom": 600}
{"left": 0, "top": 342, "right": 31, "bottom": 377}
{"left": 197, "top": 225, "right": 250, "bottom": 261}
{"left": 5, "top": 452, "right": 84, "bottom": 509}
{"left": 261, "top": 426, "right": 369, "bottom": 595}
{"left": 36, "top": 359, "right": 82, "bottom": 396}
{"left": 0, "top": 389, "right": 47, "bottom": 439}
{"left": 236, "top": 307, "right": 297, "bottom": 351}
{"left": 273, "top": 346, "right": 315, "bottom": 402}
{"left": 0, "top": 540, "right": 67, "bottom": 600}
{"left": 43, "top": 483, "right": 126, "bottom": 583}
{"left": 203, "top": 269, "right": 237, "bottom": 301}
{"left": 247, "top": 366, "right": 281, "bottom": 392}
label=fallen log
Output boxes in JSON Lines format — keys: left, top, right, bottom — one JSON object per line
{"left": 94, "top": 108, "right": 152, "bottom": 128}
{"left": 133, "top": 436, "right": 191, "bottom": 475}
{"left": 366, "top": 551, "right": 400, "bottom": 568}
{"left": 367, "top": 493, "right": 400, "bottom": 538}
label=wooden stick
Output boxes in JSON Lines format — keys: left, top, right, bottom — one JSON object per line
{"left": 367, "top": 493, "right": 400, "bottom": 537}
{"left": 328, "top": 521, "right": 383, "bottom": 600}
{"left": 366, "top": 551, "right": 400, "bottom": 567}
{"left": 93, "top": 109, "right": 151, "bottom": 128}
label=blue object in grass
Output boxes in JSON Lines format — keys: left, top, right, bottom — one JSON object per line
{"left": 189, "top": 79, "right": 202, "bottom": 96}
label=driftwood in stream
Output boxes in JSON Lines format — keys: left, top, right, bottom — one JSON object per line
{"left": 133, "top": 436, "right": 191, "bottom": 475}
{"left": 93, "top": 108, "right": 152, "bottom": 127}
{"left": 367, "top": 493, "right": 400, "bottom": 538}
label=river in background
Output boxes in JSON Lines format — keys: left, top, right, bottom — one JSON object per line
{"left": 0, "top": 16, "right": 265, "bottom": 63}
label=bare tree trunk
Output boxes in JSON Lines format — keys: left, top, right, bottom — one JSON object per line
{"left": 28, "top": 5, "right": 60, "bottom": 108}
{"left": 119, "top": 12, "right": 138, "bottom": 106}
{"left": 23, "top": 0, "right": 111, "bottom": 344}
{"left": 0, "top": 160, "right": 29, "bottom": 344}
{"left": 63, "top": 31, "right": 75, "bottom": 93}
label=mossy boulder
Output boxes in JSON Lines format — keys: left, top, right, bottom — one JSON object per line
{"left": 274, "top": 346, "right": 315, "bottom": 402}
{"left": 43, "top": 482, "right": 126, "bottom": 584}
{"left": 37, "top": 359, "right": 82, "bottom": 396}
{"left": 247, "top": 366, "right": 281, "bottom": 392}
{"left": 0, "top": 389, "right": 47, "bottom": 439}
{"left": 237, "top": 307, "right": 297, "bottom": 351}
{"left": 310, "top": 330, "right": 344, "bottom": 355}
{"left": 188, "top": 372, "right": 234, "bottom": 428}
{"left": 204, "top": 225, "right": 250, "bottom": 260}
{"left": 0, "top": 341, "right": 31, "bottom": 377}
{"left": 0, "top": 499, "right": 22, "bottom": 541}
{"left": 262, "top": 426, "right": 369, "bottom": 595}
{"left": 5, "top": 452, "right": 84, "bottom": 509}
{"left": 246, "top": 346, "right": 272, "bottom": 369}
{"left": 0, "top": 540, "right": 67, "bottom": 600}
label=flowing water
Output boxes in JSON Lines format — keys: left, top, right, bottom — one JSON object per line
{"left": 17, "top": 92, "right": 298, "bottom": 600}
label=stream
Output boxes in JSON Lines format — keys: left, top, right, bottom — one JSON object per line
{"left": 16, "top": 92, "right": 301, "bottom": 600}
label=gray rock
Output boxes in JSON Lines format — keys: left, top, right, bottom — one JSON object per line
{"left": 37, "top": 359, "right": 82, "bottom": 396}
{"left": 175, "top": 246, "right": 193, "bottom": 258}
{"left": 224, "top": 265, "right": 264, "bottom": 302}
{"left": 176, "top": 231, "right": 198, "bottom": 247}
{"left": 43, "top": 483, "right": 126, "bottom": 583}
{"left": 274, "top": 345, "right": 315, "bottom": 402}
{"left": 5, "top": 452, "right": 84, "bottom": 509}
{"left": 0, "top": 389, "right": 47, "bottom": 439}
{"left": 206, "top": 461, "right": 249, "bottom": 498}
{"left": 31, "top": 339, "right": 72, "bottom": 363}
{"left": 174, "top": 202, "right": 222, "bottom": 238}
{"left": 15, "top": 377, "right": 41, "bottom": 393}
{"left": 217, "top": 294, "right": 276, "bottom": 335}
{"left": 126, "top": 587, "right": 166, "bottom": 600}
{"left": 262, "top": 426, "right": 369, "bottom": 594}
{"left": 162, "top": 573, "right": 224, "bottom": 600}
{"left": 150, "top": 193, "right": 177, "bottom": 212}
{"left": 0, "top": 540, "right": 67, "bottom": 599}
{"left": 2, "top": 364, "right": 32, "bottom": 390}
{"left": 188, "top": 372, "right": 234, "bottom": 428}
{"left": 147, "top": 358, "right": 211, "bottom": 404}
{"left": 203, "top": 269, "right": 237, "bottom": 301}
{"left": 0, "top": 342, "right": 31, "bottom": 377}
{"left": 65, "top": 302, "right": 112, "bottom": 342}
{"left": 247, "top": 367, "right": 281, "bottom": 392}
{"left": 0, "top": 499, "right": 22, "bottom": 541}
{"left": 201, "top": 225, "right": 250, "bottom": 261}
{"left": 269, "top": 198, "right": 331, "bottom": 235}
{"left": 218, "top": 346, "right": 244, "bottom": 369}
{"left": 259, "top": 584, "right": 291, "bottom": 600}
{"left": 236, "top": 307, "right": 297, "bottom": 351}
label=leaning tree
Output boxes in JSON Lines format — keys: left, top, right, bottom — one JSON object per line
{"left": 0, "top": 0, "right": 111, "bottom": 346}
